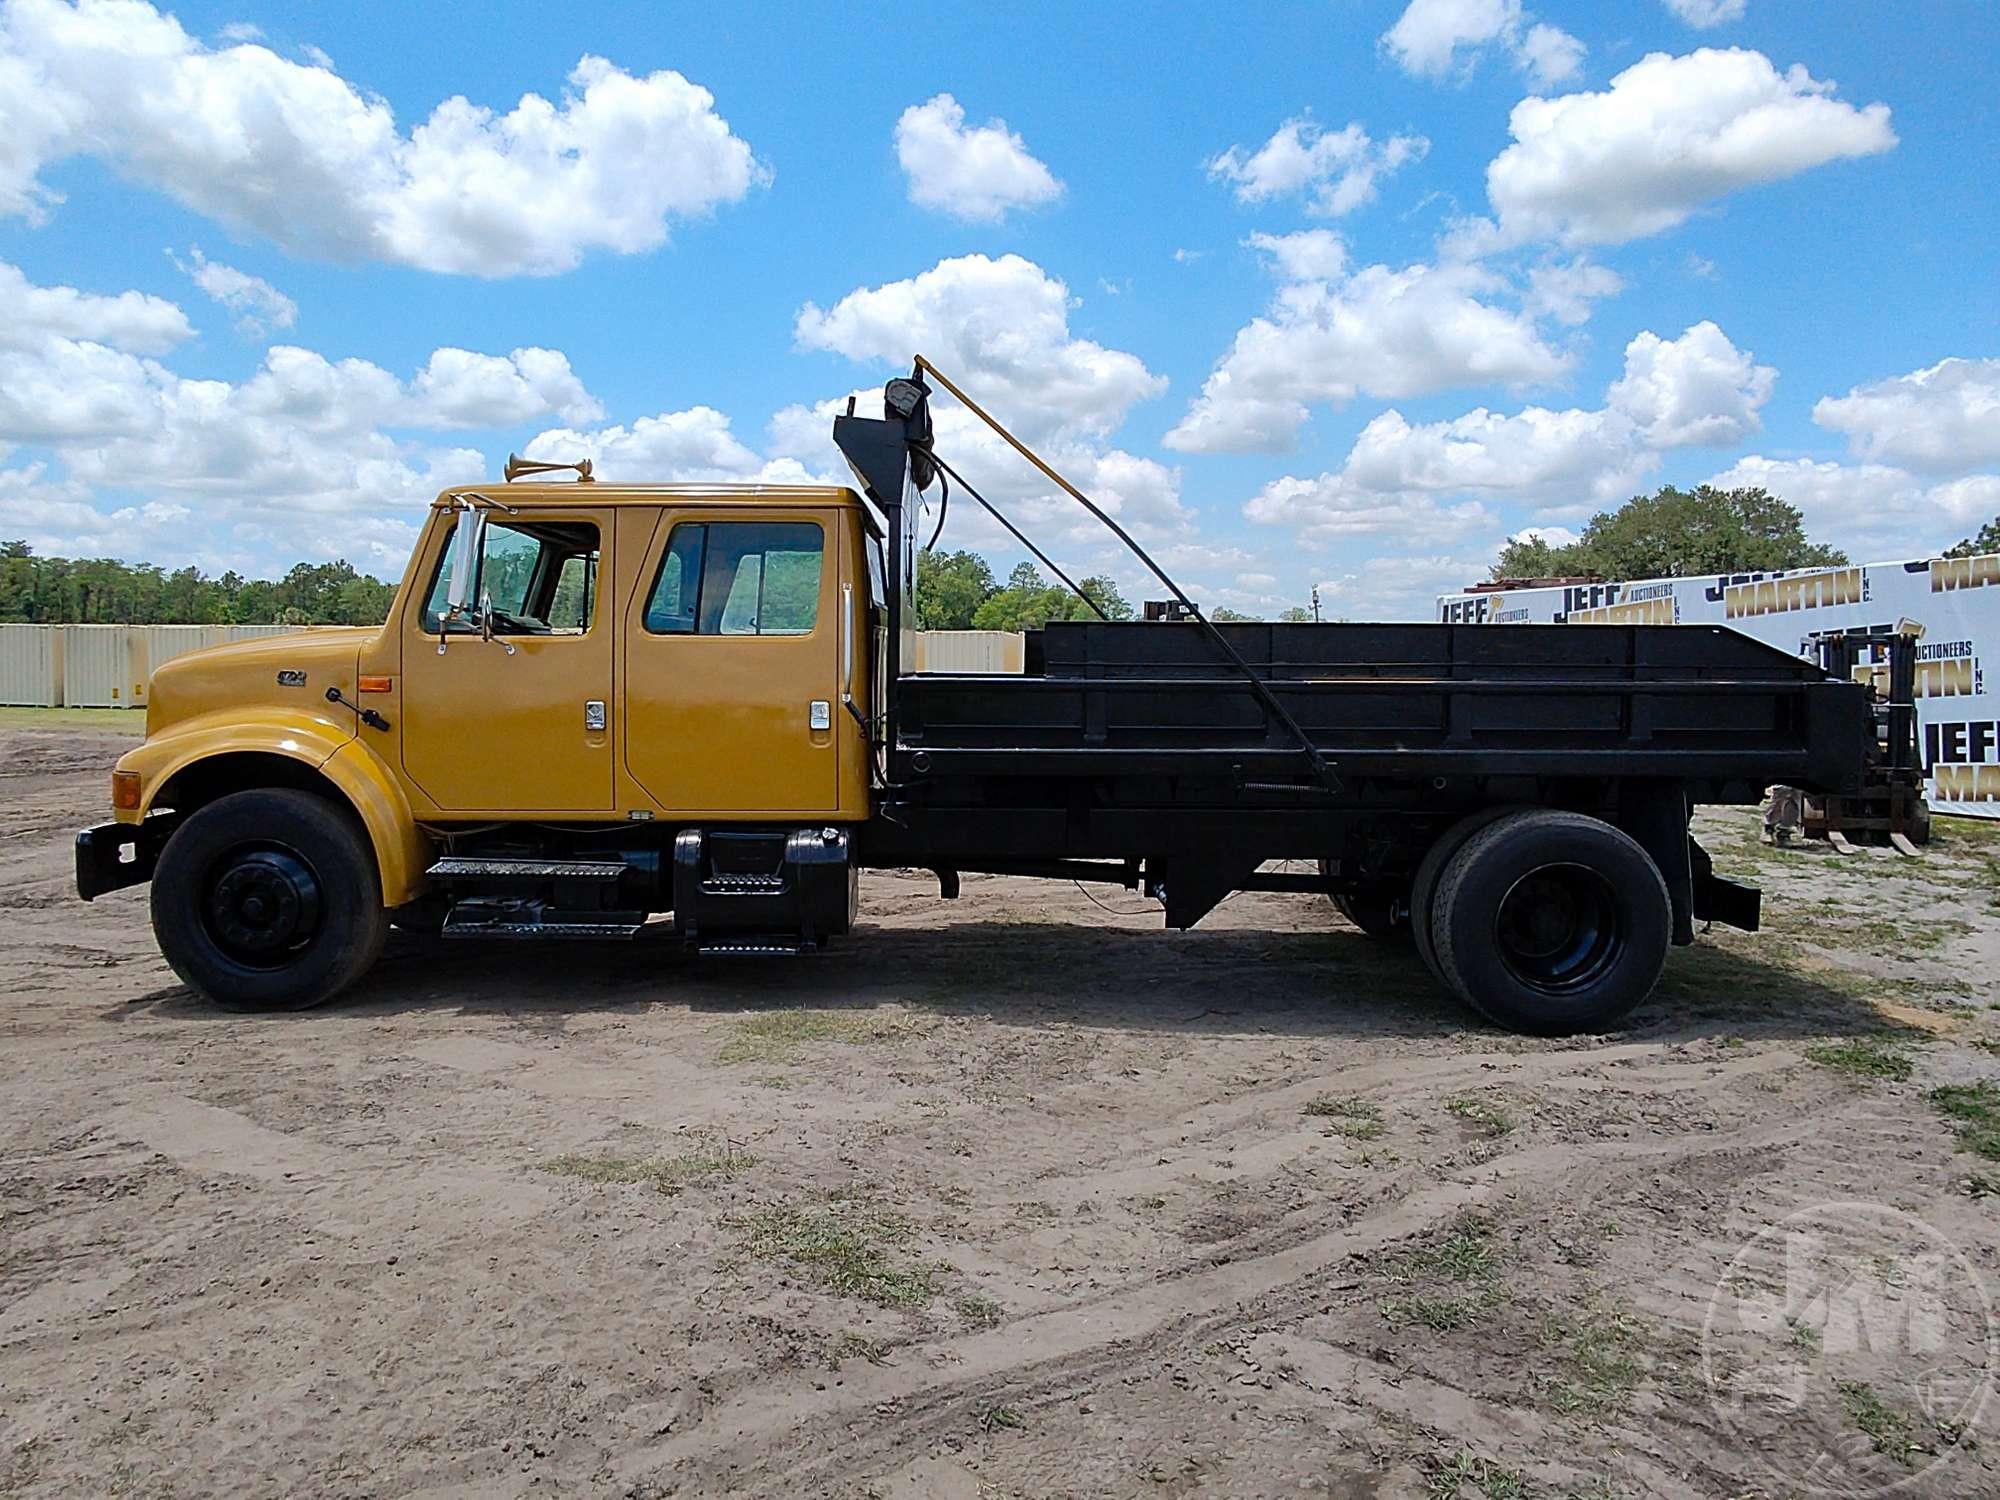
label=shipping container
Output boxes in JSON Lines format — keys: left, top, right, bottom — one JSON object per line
{"left": 59, "top": 626, "right": 145, "bottom": 708}
{"left": 914, "top": 630, "right": 1025, "bottom": 674}
{"left": 0, "top": 624, "right": 64, "bottom": 707}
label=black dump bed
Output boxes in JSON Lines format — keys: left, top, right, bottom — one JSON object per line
{"left": 894, "top": 621, "right": 1871, "bottom": 798}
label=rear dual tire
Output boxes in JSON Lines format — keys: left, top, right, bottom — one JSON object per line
{"left": 151, "top": 788, "right": 388, "bottom": 1012}
{"left": 1414, "top": 809, "right": 1670, "bottom": 1036}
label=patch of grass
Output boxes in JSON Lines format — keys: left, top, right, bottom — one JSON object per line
{"left": 1930, "top": 1081, "right": 2000, "bottom": 1160}
{"left": 978, "top": 1405, "right": 1026, "bottom": 1433}
{"left": 1445, "top": 1094, "right": 1515, "bottom": 1137}
{"left": 826, "top": 1332, "right": 891, "bottom": 1368}
{"left": 1304, "top": 1093, "right": 1385, "bottom": 1139}
{"left": 718, "top": 1008, "right": 906, "bottom": 1064}
{"left": 1390, "top": 1211, "right": 1502, "bottom": 1283}
{"left": 0, "top": 705, "right": 144, "bottom": 731}
{"left": 1805, "top": 1036, "right": 1915, "bottom": 1081}
{"left": 954, "top": 1292, "right": 1003, "bottom": 1329}
{"left": 540, "top": 1133, "right": 753, "bottom": 1194}
{"left": 1536, "top": 1304, "right": 1643, "bottom": 1417}
{"left": 1423, "top": 1448, "right": 1530, "bottom": 1500}
{"left": 1838, "top": 1380, "right": 1924, "bottom": 1466}
{"left": 741, "top": 1201, "right": 943, "bottom": 1307}
{"left": 1384, "top": 1293, "right": 1482, "bottom": 1332}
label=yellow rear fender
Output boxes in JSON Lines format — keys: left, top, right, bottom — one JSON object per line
{"left": 121, "top": 714, "right": 432, "bottom": 908}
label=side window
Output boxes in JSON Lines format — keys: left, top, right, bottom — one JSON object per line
{"left": 420, "top": 518, "right": 599, "bottom": 635}
{"left": 644, "top": 521, "right": 824, "bottom": 636}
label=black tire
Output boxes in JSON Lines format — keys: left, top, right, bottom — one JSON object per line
{"left": 1430, "top": 810, "right": 1670, "bottom": 1036}
{"left": 1409, "top": 807, "right": 1520, "bottom": 981}
{"left": 151, "top": 788, "right": 388, "bottom": 1012}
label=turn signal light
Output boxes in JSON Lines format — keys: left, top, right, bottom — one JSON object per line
{"left": 110, "top": 770, "right": 141, "bottom": 811}
{"left": 358, "top": 675, "right": 393, "bottom": 693}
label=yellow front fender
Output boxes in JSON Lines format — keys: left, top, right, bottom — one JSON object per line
{"left": 116, "top": 713, "right": 433, "bottom": 908}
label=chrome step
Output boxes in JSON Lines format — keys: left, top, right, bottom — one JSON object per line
{"left": 698, "top": 938, "right": 808, "bottom": 956}
{"left": 442, "top": 902, "right": 645, "bottom": 940}
{"left": 429, "top": 856, "right": 627, "bottom": 881}
{"left": 701, "top": 873, "right": 788, "bottom": 893}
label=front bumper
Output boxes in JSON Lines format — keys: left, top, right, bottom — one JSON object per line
{"left": 76, "top": 819, "right": 173, "bottom": 901}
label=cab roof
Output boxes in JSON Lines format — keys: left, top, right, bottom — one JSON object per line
{"left": 432, "top": 481, "right": 867, "bottom": 508}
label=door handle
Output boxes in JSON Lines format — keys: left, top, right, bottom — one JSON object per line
{"left": 584, "top": 700, "right": 606, "bottom": 731}
{"left": 839, "top": 582, "right": 867, "bottom": 732}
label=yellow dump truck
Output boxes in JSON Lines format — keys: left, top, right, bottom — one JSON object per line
{"left": 77, "top": 364, "right": 1874, "bottom": 1034}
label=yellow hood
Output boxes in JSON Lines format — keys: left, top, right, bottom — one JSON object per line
{"left": 145, "top": 627, "right": 373, "bottom": 742}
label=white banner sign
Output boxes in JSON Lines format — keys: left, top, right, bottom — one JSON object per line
{"left": 1438, "top": 552, "right": 2000, "bottom": 819}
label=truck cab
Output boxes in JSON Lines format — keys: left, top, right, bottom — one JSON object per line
{"left": 78, "top": 478, "right": 882, "bottom": 1009}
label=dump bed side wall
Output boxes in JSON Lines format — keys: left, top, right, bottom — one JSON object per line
{"left": 896, "top": 623, "right": 1870, "bottom": 798}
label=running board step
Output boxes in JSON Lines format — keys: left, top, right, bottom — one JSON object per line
{"left": 429, "top": 857, "right": 628, "bottom": 881}
{"left": 442, "top": 902, "right": 645, "bottom": 940}
{"left": 698, "top": 937, "right": 810, "bottom": 956}
{"left": 701, "top": 873, "right": 788, "bottom": 894}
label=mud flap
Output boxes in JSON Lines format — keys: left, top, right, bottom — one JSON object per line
{"left": 1690, "top": 839, "right": 1761, "bottom": 932}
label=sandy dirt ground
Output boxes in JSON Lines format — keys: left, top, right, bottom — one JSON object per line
{"left": 4, "top": 719, "right": 2000, "bottom": 1499}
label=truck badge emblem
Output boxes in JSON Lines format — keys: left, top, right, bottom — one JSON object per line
{"left": 276, "top": 669, "right": 307, "bottom": 687}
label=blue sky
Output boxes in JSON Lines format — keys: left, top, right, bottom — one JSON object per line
{"left": 1, "top": 0, "right": 1996, "bottom": 616}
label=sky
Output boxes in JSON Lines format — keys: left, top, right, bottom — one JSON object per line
{"left": 0, "top": 0, "right": 1996, "bottom": 619}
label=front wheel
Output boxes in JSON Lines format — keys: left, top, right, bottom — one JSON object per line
{"left": 151, "top": 788, "right": 388, "bottom": 1011}
{"left": 1429, "top": 810, "right": 1670, "bottom": 1036}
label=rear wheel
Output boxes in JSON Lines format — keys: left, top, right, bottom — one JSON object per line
{"left": 1430, "top": 810, "right": 1670, "bottom": 1036}
{"left": 151, "top": 788, "right": 388, "bottom": 1012}
{"left": 1409, "top": 807, "right": 1519, "bottom": 980}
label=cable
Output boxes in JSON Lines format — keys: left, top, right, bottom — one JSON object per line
{"left": 922, "top": 467, "right": 950, "bottom": 552}
{"left": 913, "top": 360, "right": 1336, "bottom": 791}
{"left": 928, "top": 452, "right": 1109, "bottom": 622}
{"left": 1072, "top": 879, "right": 1161, "bottom": 918}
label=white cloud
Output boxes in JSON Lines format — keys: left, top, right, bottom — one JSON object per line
{"left": 1246, "top": 473, "right": 1497, "bottom": 548}
{"left": 1488, "top": 48, "right": 1895, "bottom": 246}
{"left": 409, "top": 347, "right": 601, "bottom": 428}
{"left": 1523, "top": 258, "right": 1623, "bottom": 326}
{"left": 524, "top": 405, "right": 816, "bottom": 485}
{"left": 1339, "top": 404, "right": 1645, "bottom": 502}
{"left": 0, "top": 0, "right": 767, "bottom": 275}
{"left": 893, "top": 93, "right": 1061, "bottom": 223}
{"left": 1242, "top": 321, "right": 1774, "bottom": 548}
{"left": 1707, "top": 455, "right": 2000, "bottom": 561}
{"left": 1164, "top": 257, "right": 1570, "bottom": 454}
{"left": 0, "top": 263, "right": 614, "bottom": 572}
{"left": 1811, "top": 358, "right": 2000, "bottom": 473}
{"left": 1207, "top": 116, "right": 1428, "bottom": 217}
{"left": 1382, "top": 0, "right": 1585, "bottom": 89}
{"left": 1246, "top": 229, "right": 1348, "bottom": 283}
{"left": 169, "top": 246, "right": 296, "bottom": 338}
{"left": 1318, "top": 552, "right": 1502, "bottom": 621}
{"left": 794, "top": 253, "right": 1165, "bottom": 442}
{"left": 1606, "top": 319, "right": 1774, "bottom": 447}
{"left": 0, "top": 259, "right": 190, "bottom": 353}
{"left": 1663, "top": 0, "right": 1746, "bottom": 27}
{"left": 1514, "top": 23, "right": 1587, "bottom": 89}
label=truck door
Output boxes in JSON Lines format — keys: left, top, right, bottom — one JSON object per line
{"left": 400, "top": 509, "right": 615, "bottom": 813}
{"left": 623, "top": 510, "right": 840, "bottom": 816}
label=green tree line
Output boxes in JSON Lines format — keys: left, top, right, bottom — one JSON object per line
{"left": 0, "top": 541, "right": 398, "bottom": 625}
{"left": 916, "top": 551, "right": 1135, "bottom": 630}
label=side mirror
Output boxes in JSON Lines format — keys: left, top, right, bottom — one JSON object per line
{"left": 445, "top": 508, "right": 487, "bottom": 619}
